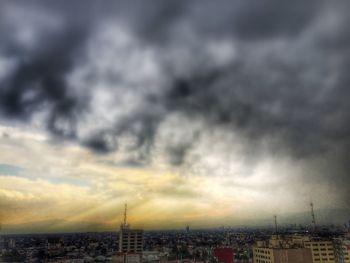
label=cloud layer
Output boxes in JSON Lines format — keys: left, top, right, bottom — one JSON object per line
{"left": 0, "top": 0, "right": 350, "bottom": 230}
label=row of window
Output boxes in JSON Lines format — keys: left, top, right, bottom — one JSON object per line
{"left": 255, "top": 254, "right": 271, "bottom": 259}
{"left": 255, "top": 259, "right": 271, "bottom": 263}
{"left": 254, "top": 249, "right": 271, "bottom": 254}
{"left": 313, "top": 248, "right": 332, "bottom": 251}
{"left": 306, "top": 243, "right": 332, "bottom": 247}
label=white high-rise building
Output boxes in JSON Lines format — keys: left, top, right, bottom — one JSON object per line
{"left": 113, "top": 204, "right": 143, "bottom": 263}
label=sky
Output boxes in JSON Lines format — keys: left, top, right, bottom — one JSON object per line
{"left": 0, "top": 0, "right": 350, "bottom": 233}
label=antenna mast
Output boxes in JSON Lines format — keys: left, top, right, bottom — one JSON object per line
{"left": 310, "top": 202, "right": 316, "bottom": 231}
{"left": 274, "top": 215, "right": 278, "bottom": 234}
{"left": 124, "top": 203, "right": 127, "bottom": 226}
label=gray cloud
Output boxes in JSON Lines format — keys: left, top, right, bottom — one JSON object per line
{"left": 0, "top": 1, "right": 349, "bottom": 208}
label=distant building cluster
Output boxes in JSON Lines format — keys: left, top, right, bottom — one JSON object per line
{"left": 1, "top": 205, "right": 350, "bottom": 263}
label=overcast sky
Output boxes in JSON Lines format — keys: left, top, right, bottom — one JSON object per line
{"left": 0, "top": 0, "right": 349, "bottom": 233}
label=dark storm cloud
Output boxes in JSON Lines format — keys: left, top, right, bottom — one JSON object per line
{"left": 0, "top": 0, "right": 315, "bottom": 132}
{"left": 1, "top": 31, "right": 85, "bottom": 126}
{"left": 0, "top": 0, "right": 92, "bottom": 141}
{"left": 84, "top": 133, "right": 116, "bottom": 154}
{"left": 164, "top": 57, "right": 337, "bottom": 157}
{"left": 186, "top": 0, "right": 319, "bottom": 40}
{"left": 1, "top": 1, "right": 330, "bottom": 147}
{"left": 0, "top": 0, "right": 349, "bottom": 197}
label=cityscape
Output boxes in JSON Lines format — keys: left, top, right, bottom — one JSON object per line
{"left": 1, "top": 204, "right": 350, "bottom": 262}
{"left": 1, "top": 0, "right": 350, "bottom": 262}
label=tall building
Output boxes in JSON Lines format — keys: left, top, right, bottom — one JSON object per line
{"left": 113, "top": 204, "right": 143, "bottom": 263}
{"left": 119, "top": 226, "right": 144, "bottom": 254}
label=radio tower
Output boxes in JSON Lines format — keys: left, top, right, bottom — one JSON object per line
{"left": 120, "top": 203, "right": 129, "bottom": 230}
{"left": 123, "top": 203, "right": 127, "bottom": 226}
{"left": 310, "top": 202, "right": 316, "bottom": 231}
{"left": 274, "top": 215, "right": 278, "bottom": 234}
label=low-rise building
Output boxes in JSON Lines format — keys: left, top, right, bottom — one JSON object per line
{"left": 304, "top": 240, "right": 335, "bottom": 263}
{"left": 333, "top": 238, "right": 350, "bottom": 263}
{"left": 252, "top": 235, "right": 334, "bottom": 263}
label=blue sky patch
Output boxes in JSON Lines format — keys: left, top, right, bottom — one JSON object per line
{"left": 0, "top": 163, "right": 23, "bottom": 176}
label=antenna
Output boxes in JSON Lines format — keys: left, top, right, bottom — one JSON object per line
{"left": 310, "top": 202, "right": 316, "bottom": 231}
{"left": 274, "top": 215, "right": 278, "bottom": 234}
{"left": 123, "top": 203, "right": 127, "bottom": 226}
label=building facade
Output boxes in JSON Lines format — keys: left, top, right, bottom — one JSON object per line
{"left": 116, "top": 205, "right": 144, "bottom": 263}
{"left": 213, "top": 247, "right": 234, "bottom": 263}
{"left": 304, "top": 240, "right": 335, "bottom": 263}
{"left": 333, "top": 238, "right": 350, "bottom": 263}
{"left": 119, "top": 225, "right": 143, "bottom": 254}
{"left": 253, "top": 246, "right": 313, "bottom": 263}
{"left": 253, "top": 234, "right": 340, "bottom": 263}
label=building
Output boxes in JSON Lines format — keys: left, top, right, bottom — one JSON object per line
{"left": 46, "top": 236, "right": 64, "bottom": 258}
{"left": 333, "top": 238, "right": 350, "bottom": 263}
{"left": 253, "top": 233, "right": 347, "bottom": 263}
{"left": 142, "top": 251, "right": 168, "bottom": 263}
{"left": 304, "top": 239, "right": 335, "bottom": 263}
{"left": 113, "top": 253, "right": 144, "bottom": 263}
{"left": 213, "top": 247, "right": 234, "bottom": 263}
{"left": 254, "top": 247, "right": 313, "bottom": 263}
{"left": 0, "top": 235, "right": 3, "bottom": 258}
{"left": 119, "top": 226, "right": 143, "bottom": 254}
{"left": 253, "top": 235, "right": 313, "bottom": 263}
{"left": 114, "top": 204, "right": 143, "bottom": 263}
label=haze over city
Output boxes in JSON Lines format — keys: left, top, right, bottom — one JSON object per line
{"left": 0, "top": 0, "right": 350, "bottom": 234}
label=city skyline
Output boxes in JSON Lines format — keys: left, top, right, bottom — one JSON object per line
{"left": 0, "top": 0, "right": 350, "bottom": 234}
